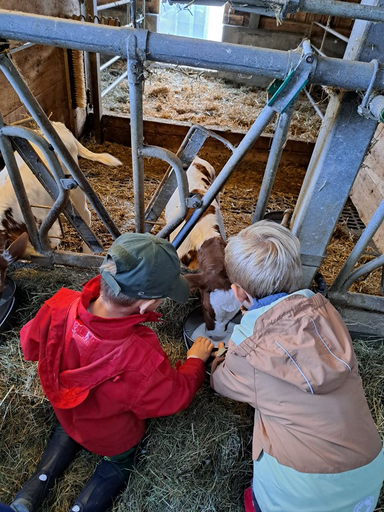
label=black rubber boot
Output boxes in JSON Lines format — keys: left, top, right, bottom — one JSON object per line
{"left": 69, "top": 460, "right": 127, "bottom": 512}
{"left": 11, "top": 427, "right": 81, "bottom": 512}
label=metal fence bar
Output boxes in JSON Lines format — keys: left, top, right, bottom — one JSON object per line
{"left": 101, "top": 70, "right": 127, "bottom": 97}
{"left": 8, "top": 42, "right": 36, "bottom": 54}
{"left": 313, "top": 21, "right": 349, "bottom": 43}
{"left": 172, "top": 105, "right": 276, "bottom": 249}
{"left": 298, "top": 0, "right": 384, "bottom": 22}
{"left": 1, "top": 11, "right": 384, "bottom": 91}
{"left": 303, "top": 87, "right": 324, "bottom": 120}
{"left": 331, "top": 199, "right": 384, "bottom": 292}
{"left": 100, "top": 55, "right": 121, "bottom": 71}
{"left": 0, "top": 52, "right": 121, "bottom": 240}
{"left": 252, "top": 104, "right": 296, "bottom": 223}
{"left": 97, "top": 0, "right": 131, "bottom": 12}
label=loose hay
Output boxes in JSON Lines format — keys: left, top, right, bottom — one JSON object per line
{"left": 101, "top": 62, "right": 326, "bottom": 142}
{"left": 0, "top": 265, "right": 383, "bottom": 511}
{"left": 1, "top": 124, "right": 383, "bottom": 510}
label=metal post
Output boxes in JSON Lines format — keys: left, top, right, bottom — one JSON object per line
{"left": 252, "top": 104, "right": 296, "bottom": 223}
{"left": 127, "top": 34, "right": 145, "bottom": 232}
{"left": 291, "top": 1, "right": 384, "bottom": 287}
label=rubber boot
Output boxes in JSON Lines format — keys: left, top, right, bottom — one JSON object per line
{"left": 11, "top": 427, "right": 81, "bottom": 512}
{"left": 69, "top": 460, "right": 127, "bottom": 512}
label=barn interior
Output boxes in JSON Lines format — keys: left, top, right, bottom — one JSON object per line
{"left": 0, "top": 1, "right": 383, "bottom": 511}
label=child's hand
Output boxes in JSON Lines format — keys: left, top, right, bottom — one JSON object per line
{"left": 187, "top": 336, "right": 214, "bottom": 362}
{"left": 215, "top": 342, "right": 225, "bottom": 356}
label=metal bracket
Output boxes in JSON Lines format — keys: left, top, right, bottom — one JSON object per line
{"left": 357, "top": 59, "right": 381, "bottom": 119}
{"left": 267, "top": 39, "right": 317, "bottom": 113}
{"left": 60, "top": 177, "right": 78, "bottom": 190}
{"left": 186, "top": 193, "right": 203, "bottom": 209}
{"left": 228, "top": 0, "right": 300, "bottom": 20}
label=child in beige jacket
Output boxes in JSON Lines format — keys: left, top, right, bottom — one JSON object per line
{"left": 211, "top": 220, "right": 383, "bottom": 512}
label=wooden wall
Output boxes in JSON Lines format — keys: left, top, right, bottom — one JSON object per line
{"left": 0, "top": 1, "right": 80, "bottom": 129}
{"left": 350, "top": 125, "right": 384, "bottom": 253}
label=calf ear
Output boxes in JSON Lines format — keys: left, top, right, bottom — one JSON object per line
{"left": 3, "top": 232, "right": 29, "bottom": 264}
{"left": 184, "top": 272, "right": 205, "bottom": 291}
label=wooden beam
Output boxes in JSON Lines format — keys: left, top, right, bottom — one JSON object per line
{"left": 101, "top": 112, "right": 315, "bottom": 166}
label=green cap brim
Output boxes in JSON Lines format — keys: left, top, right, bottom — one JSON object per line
{"left": 166, "top": 274, "right": 190, "bottom": 303}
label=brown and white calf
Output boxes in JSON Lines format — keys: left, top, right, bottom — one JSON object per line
{"left": 165, "top": 156, "right": 240, "bottom": 340}
{"left": 0, "top": 121, "right": 122, "bottom": 292}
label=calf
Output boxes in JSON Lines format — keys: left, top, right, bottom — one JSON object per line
{"left": 0, "top": 121, "right": 122, "bottom": 291}
{"left": 165, "top": 156, "right": 240, "bottom": 340}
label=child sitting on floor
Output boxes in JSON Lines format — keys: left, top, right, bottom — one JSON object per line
{"left": 10, "top": 233, "right": 213, "bottom": 512}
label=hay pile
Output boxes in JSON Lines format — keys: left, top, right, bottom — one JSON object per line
{"left": 0, "top": 264, "right": 383, "bottom": 511}
{"left": 0, "top": 132, "right": 383, "bottom": 510}
{"left": 101, "top": 62, "right": 326, "bottom": 142}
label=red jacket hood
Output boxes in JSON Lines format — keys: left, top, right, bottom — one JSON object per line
{"left": 29, "top": 276, "right": 161, "bottom": 409}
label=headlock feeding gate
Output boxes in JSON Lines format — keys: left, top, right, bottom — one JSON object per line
{"left": 0, "top": 1, "right": 383, "bottom": 337}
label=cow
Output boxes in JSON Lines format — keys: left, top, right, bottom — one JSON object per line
{"left": 0, "top": 121, "right": 122, "bottom": 292}
{"left": 165, "top": 156, "right": 240, "bottom": 341}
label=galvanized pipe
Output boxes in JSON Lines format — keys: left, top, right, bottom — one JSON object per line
{"left": 127, "top": 34, "right": 145, "bottom": 232}
{"left": 97, "top": 0, "right": 130, "bottom": 12}
{"left": 172, "top": 105, "right": 276, "bottom": 249}
{"left": 341, "top": 254, "right": 384, "bottom": 292}
{"left": 100, "top": 55, "right": 121, "bottom": 72}
{"left": 0, "top": 53, "right": 121, "bottom": 240}
{"left": 303, "top": 87, "right": 324, "bottom": 120}
{"left": 331, "top": 199, "right": 384, "bottom": 292}
{"left": 313, "top": 21, "right": 349, "bottom": 44}
{"left": 298, "top": 0, "right": 384, "bottom": 22}
{"left": 8, "top": 42, "right": 35, "bottom": 54}
{"left": 139, "top": 145, "right": 189, "bottom": 238}
{"left": 101, "top": 70, "right": 128, "bottom": 98}
{"left": 0, "top": 10, "right": 384, "bottom": 90}
{"left": 252, "top": 104, "right": 295, "bottom": 223}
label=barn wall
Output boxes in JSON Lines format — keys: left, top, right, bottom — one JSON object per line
{"left": 350, "top": 124, "right": 384, "bottom": 253}
{"left": 0, "top": 0, "right": 81, "bottom": 128}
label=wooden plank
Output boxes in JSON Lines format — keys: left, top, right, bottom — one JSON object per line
{"left": 1, "top": 45, "right": 71, "bottom": 126}
{"left": 350, "top": 125, "right": 384, "bottom": 253}
{"left": 102, "top": 112, "right": 315, "bottom": 166}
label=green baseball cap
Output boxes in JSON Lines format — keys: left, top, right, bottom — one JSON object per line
{"left": 100, "top": 233, "right": 190, "bottom": 303}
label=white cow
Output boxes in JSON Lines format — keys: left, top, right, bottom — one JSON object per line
{"left": 0, "top": 121, "right": 122, "bottom": 291}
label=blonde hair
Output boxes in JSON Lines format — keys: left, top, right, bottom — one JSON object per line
{"left": 99, "top": 260, "right": 136, "bottom": 307}
{"left": 225, "top": 220, "right": 302, "bottom": 299}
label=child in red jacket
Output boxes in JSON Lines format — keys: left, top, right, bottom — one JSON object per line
{"left": 10, "top": 233, "right": 213, "bottom": 512}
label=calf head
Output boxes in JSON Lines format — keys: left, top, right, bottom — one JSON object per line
{"left": 185, "top": 237, "right": 240, "bottom": 340}
{"left": 0, "top": 232, "right": 29, "bottom": 293}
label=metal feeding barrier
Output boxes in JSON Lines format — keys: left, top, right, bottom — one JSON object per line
{"left": 0, "top": 6, "right": 383, "bottom": 336}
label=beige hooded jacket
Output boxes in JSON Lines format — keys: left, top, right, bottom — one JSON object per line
{"left": 211, "top": 292, "right": 382, "bottom": 474}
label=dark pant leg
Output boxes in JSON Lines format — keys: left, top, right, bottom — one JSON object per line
{"left": 105, "top": 443, "right": 138, "bottom": 480}
{"left": 252, "top": 487, "right": 263, "bottom": 512}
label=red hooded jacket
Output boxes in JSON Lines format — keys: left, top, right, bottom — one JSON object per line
{"left": 20, "top": 276, "right": 206, "bottom": 456}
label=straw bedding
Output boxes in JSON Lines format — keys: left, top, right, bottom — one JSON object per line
{"left": 0, "top": 71, "right": 383, "bottom": 509}
{"left": 101, "top": 62, "right": 326, "bottom": 142}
